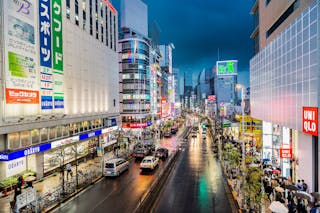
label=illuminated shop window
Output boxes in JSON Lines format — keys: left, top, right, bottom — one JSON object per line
{"left": 62, "top": 125, "right": 69, "bottom": 137}
{"left": 56, "top": 126, "right": 62, "bottom": 138}
{"left": 31, "top": 129, "right": 40, "bottom": 144}
{"left": 49, "top": 127, "right": 56, "bottom": 140}
{"left": 20, "top": 131, "right": 31, "bottom": 148}
{"left": 40, "top": 128, "right": 48, "bottom": 142}
{"left": 8, "top": 132, "right": 20, "bottom": 150}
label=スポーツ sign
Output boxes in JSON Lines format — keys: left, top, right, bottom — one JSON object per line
{"left": 303, "top": 107, "right": 318, "bottom": 136}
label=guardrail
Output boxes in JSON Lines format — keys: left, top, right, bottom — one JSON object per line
{"left": 133, "top": 127, "right": 191, "bottom": 213}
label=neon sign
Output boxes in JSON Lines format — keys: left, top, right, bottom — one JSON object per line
{"left": 216, "top": 60, "right": 238, "bottom": 75}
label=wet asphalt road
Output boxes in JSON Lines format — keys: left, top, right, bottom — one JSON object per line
{"left": 154, "top": 130, "right": 233, "bottom": 213}
{"left": 53, "top": 133, "right": 182, "bottom": 213}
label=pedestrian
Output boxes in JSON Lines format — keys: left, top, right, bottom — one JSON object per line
{"left": 66, "top": 163, "right": 72, "bottom": 179}
{"left": 13, "top": 186, "right": 21, "bottom": 202}
{"left": 297, "top": 180, "right": 303, "bottom": 191}
{"left": 17, "top": 175, "right": 24, "bottom": 190}
{"left": 311, "top": 202, "right": 320, "bottom": 213}
{"left": 302, "top": 179, "right": 308, "bottom": 192}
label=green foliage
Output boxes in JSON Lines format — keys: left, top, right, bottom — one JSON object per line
{"left": 243, "top": 167, "right": 263, "bottom": 209}
{"left": 0, "top": 170, "right": 36, "bottom": 189}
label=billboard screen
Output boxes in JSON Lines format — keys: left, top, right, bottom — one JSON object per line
{"left": 216, "top": 60, "right": 238, "bottom": 76}
{"left": 3, "top": 0, "right": 39, "bottom": 117}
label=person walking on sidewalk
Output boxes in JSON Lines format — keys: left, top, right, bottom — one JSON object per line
{"left": 66, "top": 163, "right": 72, "bottom": 180}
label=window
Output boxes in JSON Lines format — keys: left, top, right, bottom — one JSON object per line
{"left": 113, "top": 99, "right": 116, "bottom": 107}
{"left": 20, "top": 131, "right": 31, "bottom": 148}
{"left": 75, "top": 0, "right": 79, "bottom": 25}
{"left": 49, "top": 127, "right": 56, "bottom": 140}
{"left": 62, "top": 125, "right": 69, "bottom": 137}
{"left": 113, "top": 15, "right": 116, "bottom": 51}
{"left": 40, "top": 128, "right": 48, "bottom": 142}
{"left": 8, "top": 133, "right": 20, "bottom": 150}
{"left": 101, "top": 24, "right": 104, "bottom": 42}
{"left": 90, "top": 0, "right": 93, "bottom": 35}
{"left": 110, "top": 11, "right": 112, "bottom": 49}
{"left": 56, "top": 126, "right": 62, "bottom": 138}
{"left": 265, "top": 0, "right": 271, "bottom": 6}
{"left": 95, "top": 0, "right": 98, "bottom": 39}
{"left": 31, "top": 129, "right": 40, "bottom": 144}
{"left": 66, "top": 0, "right": 70, "bottom": 19}
{"left": 105, "top": 7, "right": 108, "bottom": 46}
{"left": 266, "top": 0, "right": 298, "bottom": 38}
{"left": 82, "top": 0, "right": 86, "bottom": 30}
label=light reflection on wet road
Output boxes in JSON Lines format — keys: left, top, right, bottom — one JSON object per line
{"left": 53, "top": 133, "right": 182, "bottom": 213}
{"left": 154, "top": 130, "right": 233, "bottom": 213}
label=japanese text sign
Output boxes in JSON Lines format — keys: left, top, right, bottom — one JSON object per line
{"left": 39, "top": 0, "right": 52, "bottom": 68}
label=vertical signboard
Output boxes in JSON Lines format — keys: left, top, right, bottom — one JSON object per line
{"left": 302, "top": 107, "right": 318, "bottom": 136}
{"left": 39, "top": 0, "right": 53, "bottom": 110}
{"left": 3, "top": 0, "right": 39, "bottom": 117}
{"left": 51, "top": 0, "right": 64, "bottom": 110}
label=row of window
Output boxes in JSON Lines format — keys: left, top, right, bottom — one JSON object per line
{"left": 7, "top": 119, "right": 104, "bottom": 151}
{"left": 66, "top": 0, "right": 117, "bottom": 51}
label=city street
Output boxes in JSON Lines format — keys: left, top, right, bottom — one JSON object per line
{"left": 53, "top": 133, "right": 183, "bottom": 213}
{"left": 154, "top": 130, "right": 235, "bottom": 213}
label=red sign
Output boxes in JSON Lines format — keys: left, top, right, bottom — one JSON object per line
{"left": 280, "top": 148, "right": 292, "bottom": 159}
{"left": 103, "top": 0, "right": 117, "bottom": 15}
{"left": 302, "top": 107, "right": 318, "bottom": 136}
{"left": 122, "top": 123, "right": 148, "bottom": 128}
{"left": 6, "top": 88, "right": 39, "bottom": 104}
{"left": 208, "top": 95, "right": 216, "bottom": 101}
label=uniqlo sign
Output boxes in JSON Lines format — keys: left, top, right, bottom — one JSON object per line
{"left": 302, "top": 107, "right": 318, "bottom": 136}
{"left": 280, "top": 148, "right": 292, "bottom": 159}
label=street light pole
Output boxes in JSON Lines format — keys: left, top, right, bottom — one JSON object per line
{"left": 241, "top": 87, "right": 245, "bottom": 170}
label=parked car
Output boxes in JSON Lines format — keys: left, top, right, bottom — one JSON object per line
{"left": 133, "top": 148, "right": 149, "bottom": 159}
{"left": 140, "top": 156, "right": 159, "bottom": 170}
{"left": 155, "top": 148, "right": 169, "bottom": 159}
{"left": 164, "top": 131, "right": 172, "bottom": 138}
{"left": 104, "top": 158, "right": 129, "bottom": 177}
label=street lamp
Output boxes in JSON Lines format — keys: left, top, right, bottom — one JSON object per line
{"left": 236, "top": 84, "right": 245, "bottom": 169}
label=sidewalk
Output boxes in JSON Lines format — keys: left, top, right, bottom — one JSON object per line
{"left": 0, "top": 148, "right": 129, "bottom": 213}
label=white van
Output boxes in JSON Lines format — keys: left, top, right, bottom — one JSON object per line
{"left": 104, "top": 158, "right": 129, "bottom": 177}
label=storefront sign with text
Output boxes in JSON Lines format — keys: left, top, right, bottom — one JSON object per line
{"left": 280, "top": 148, "right": 292, "bottom": 159}
{"left": 303, "top": 107, "right": 318, "bottom": 136}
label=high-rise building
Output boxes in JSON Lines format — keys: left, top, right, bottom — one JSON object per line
{"left": 160, "top": 44, "right": 175, "bottom": 118}
{"left": 119, "top": 0, "right": 152, "bottom": 130}
{"left": 196, "top": 68, "right": 215, "bottom": 112}
{"left": 250, "top": 0, "right": 319, "bottom": 191}
{"left": 0, "top": 0, "right": 119, "bottom": 181}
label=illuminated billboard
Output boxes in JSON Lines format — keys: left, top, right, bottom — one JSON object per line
{"left": 216, "top": 60, "right": 238, "bottom": 76}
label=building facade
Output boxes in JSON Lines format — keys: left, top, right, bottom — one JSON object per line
{"left": 0, "top": 0, "right": 119, "bottom": 180}
{"left": 250, "top": 0, "right": 319, "bottom": 191}
{"left": 119, "top": 0, "right": 152, "bottom": 130}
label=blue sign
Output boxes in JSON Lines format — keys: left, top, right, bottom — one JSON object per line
{"left": 0, "top": 143, "right": 51, "bottom": 161}
{"left": 39, "top": 0, "right": 52, "bottom": 67}
{"left": 147, "top": 121, "right": 152, "bottom": 127}
{"left": 111, "top": 118, "right": 117, "bottom": 126}
{"left": 41, "top": 96, "right": 53, "bottom": 109}
{"left": 79, "top": 130, "right": 102, "bottom": 140}
{"left": 54, "top": 97, "right": 64, "bottom": 109}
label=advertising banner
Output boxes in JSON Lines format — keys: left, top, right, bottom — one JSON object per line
{"left": 39, "top": 0, "right": 52, "bottom": 68}
{"left": 4, "top": 0, "right": 39, "bottom": 113}
{"left": 302, "top": 107, "right": 318, "bottom": 136}
{"left": 40, "top": 66, "right": 53, "bottom": 110}
{"left": 51, "top": 0, "right": 64, "bottom": 110}
{"left": 52, "top": 0, "right": 63, "bottom": 71}
{"left": 216, "top": 60, "right": 238, "bottom": 76}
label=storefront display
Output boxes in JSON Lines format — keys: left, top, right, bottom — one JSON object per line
{"left": 43, "top": 140, "right": 90, "bottom": 173}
